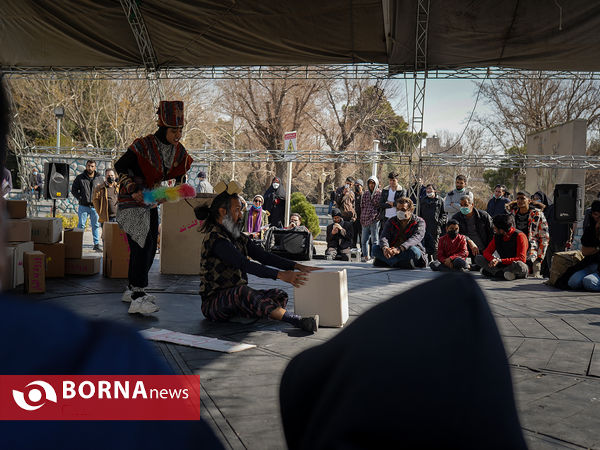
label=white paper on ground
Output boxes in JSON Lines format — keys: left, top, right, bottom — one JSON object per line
{"left": 141, "top": 328, "right": 256, "bottom": 353}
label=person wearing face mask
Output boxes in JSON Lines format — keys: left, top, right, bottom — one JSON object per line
{"left": 451, "top": 195, "right": 493, "bottom": 267}
{"left": 486, "top": 184, "right": 510, "bottom": 218}
{"left": 334, "top": 176, "right": 357, "bottom": 223}
{"left": 379, "top": 171, "right": 407, "bottom": 232}
{"left": 71, "top": 159, "right": 105, "bottom": 251}
{"left": 325, "top": 208, "right": 354, "bottom": 261}
{"left": 28, "top": 167, "right": 43, "bottom": 199}
{"left": 444, "top": 174, "right": 473, "bottom": 217}
{"left": 419, "top": 183, "right": 446, "bottom": 261}
{"left": 475, "top": 214, "right": 529, "bottom": 281}
{"left": 114, "top": 100, "right": 193, "bottom": 314}
{"left": 263, "top": 176, "right": 286, "bottom": 228}
{"left": 372, "top": 197, "right": 426, "bottom": 269}
{"left": 92, "top": 168, "right": 119, "bottom": 225}
{"left": 242, "top": 194, "right": 270, "bottom": 239}
{"left": 430, "top": 219, "right": 469, "bottom": 272}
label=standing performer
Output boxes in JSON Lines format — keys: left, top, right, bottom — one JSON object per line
{"left": 197, "top": 184, "right": 320, "bottom": 333}
{"left": 115, "top": 101, "right": 193, "bottom": 314}
{"left": 264, "top": 176, "right": 286, "bottom": 228}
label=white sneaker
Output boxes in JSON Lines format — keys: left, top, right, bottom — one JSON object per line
{"left": 121, "top": 288, "right": 133, "bottom": 303}
{"left": 504, "top": 271, "right": 516, "bottom": 281}
{"left": 128, "top": 296, "right": 160, "bottom": 314}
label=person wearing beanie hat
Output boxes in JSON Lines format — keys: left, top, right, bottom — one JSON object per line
{"left": 115, "top": 100, "right": 193, "bottom": 314}
{"left": 195, "top": 189, "right": 321, "bottom": 332}
{"left": 196, "top": 170, "right": 214, "bottom": 194}
{"left": 242, "top": 194, "right": 270, "bottom": 239}
{"left": 325, "top": 208, "right": 354, "bottom": 261}
{"left": 264, "top": 176, "right": 286, "bottom": 228}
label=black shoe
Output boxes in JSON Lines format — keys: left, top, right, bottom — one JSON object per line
{"left": 373, "top": 258, "right": 387, "bottom": 267}
{"left": 299, "top": 315, "right": 319, "bottom": 333}
{"left": 394, "top": 259, "right": 416, "bottom": 269}
{"left": 93, "top": 244, "right": 101, "bottom": 252}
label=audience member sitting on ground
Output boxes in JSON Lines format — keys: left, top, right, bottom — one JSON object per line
{"left": 242, "top": 194, "right": 269, "bottom": 239}
{"left": 197, "top": 186, "right": 320, "bottom": 333}
{"left": 506, "top": 192, "right": 549, "bottom": 278}
{"left": 430, "top": 219, "right": 469, "bottom": 272}
{"left": 325, "top": 208, "right": 354, "bottom": 261}
{"left": 372, "top": 197, "right": 426, "bottom": 269}
{"left": 451, "top": 195, "right": 493, "bottom": 266}
{"left": 475, "top": 214, "right": 528, "bottom": 281}
{"left": 563, "top": 200, "right": 600, "bottom": 292}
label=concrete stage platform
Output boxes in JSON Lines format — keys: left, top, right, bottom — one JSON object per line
{"left": 8, "top": 247, "right": 600, "bottom": 449}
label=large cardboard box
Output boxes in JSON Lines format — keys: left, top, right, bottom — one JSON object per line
{"left": 160, "top": 194, "right": 214, "bottom": 274}
{"left": 64, "top": 228, "right": 84, "bottom": 259}
{"left": 6, "top": 200, "right": 27, "bottom": 219}
{"left": 23, "top": 251, "right": 46, "bottom": 293}
{"left": 65, "top": 255, "right": 101, "bottom": 275}
{"left": 294, "top": 269, "right": 349, "bottom": 327}
{"left": 103, "top": 222, "right": 130, "bottom": 278}
{"left": 7, "top": 219, "right": 31, "bottom": 242}
{"left": 34, "top": 243, "right": 65, "bottom": 278}
{"left": 6, "top": 241, "right": 34, "bottom": 288}
{"left": 30, "top": 217, "right": 62, "bottom": 244}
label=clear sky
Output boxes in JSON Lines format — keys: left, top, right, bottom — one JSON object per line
{"left": 395, "top": 78, "right": 492, "bottom": 137}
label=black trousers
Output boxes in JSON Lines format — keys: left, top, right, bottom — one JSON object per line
{"left": 352, "top": 220, "right": 362, "bottom": 247}
{"left": 126, "top": 208, "right": 159, "bottom": 288}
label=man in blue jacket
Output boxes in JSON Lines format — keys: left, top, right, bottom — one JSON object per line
{"left": 486, "top": 184, "right": 511, "bottom": 217}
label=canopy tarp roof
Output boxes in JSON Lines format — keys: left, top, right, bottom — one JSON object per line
{"left": 2, "top": 0, "right": 600, "bottom": 73}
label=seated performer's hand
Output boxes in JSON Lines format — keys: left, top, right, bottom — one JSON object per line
{"left": 278, "top": 270, "right": 308, "bottom": 288}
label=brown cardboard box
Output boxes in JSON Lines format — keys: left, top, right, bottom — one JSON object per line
{"left": 6, "top": 200, "right": 27, "bottom": 219}
{"left": 23, "top": 251, "right": 46, "bottom": 293}
{"left": 294, "top": 269, "right": 349, "bottom": 327}
{"left": 64, "top": 228, "right": 84, "bottom": 259}
{"left": 34, "top": 243, "right": 65, "bottom": 278}
{"left": 160, "top": 195, "right": 214, "bottom": 274}
{"left": 30, "top": 217, "right": 63, "bottom": 244}
{"left": 102, "top": 222, "right": 130, "bottom": 278}
{"left": 6, "top": 241, "right": 34, "bottom": 288}
{"left": 65, "top": 255, "right": 101, "bottom": 275}
{"left": 7, "top": 219, "right": 31, "bottom": 242}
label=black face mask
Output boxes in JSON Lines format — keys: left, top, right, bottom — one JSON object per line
{"left": 447, "top": 230, "right": 458, "bottom": 239}
{"left": 107, "top": 177, "right": 115, "bottom": 184}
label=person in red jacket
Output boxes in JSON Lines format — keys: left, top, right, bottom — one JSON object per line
{"left": 430, "top": 219, "right": 469, "bottom": 272}
{"left": 475, "top": 214, "right": 529, "bottom": 281}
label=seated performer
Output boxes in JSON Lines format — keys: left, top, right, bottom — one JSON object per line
{"left": 196, "top": 183, "right": 320, "bottom": 333}
{"left": 475, "top": 214, "right": 529, "bottom": 281}
{"left": 372, "top": 197, "right": 426, "bottom": 269}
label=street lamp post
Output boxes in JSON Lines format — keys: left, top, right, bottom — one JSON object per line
{"left": 54, "top": 106, "right": 64, "bottom": 153}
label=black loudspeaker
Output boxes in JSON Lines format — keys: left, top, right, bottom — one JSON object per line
{"left": 553, "top": 184, "right": 582, "bottom": 223}
{"left": 265, "top": 229, "right": 313, "bottom": 261}
{"left": 44, "top": 162, "right": 69, "bottom": 200}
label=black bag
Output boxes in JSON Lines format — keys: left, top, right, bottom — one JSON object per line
{"left": 266, "top": 228, "right": 313, "bottom": 261}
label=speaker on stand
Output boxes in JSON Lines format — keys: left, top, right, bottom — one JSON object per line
{"left": 553, "top": 184, "right": 582, "bottom": 223}
{"left": 44, "top": 162, "right": 69, "bottom": 217}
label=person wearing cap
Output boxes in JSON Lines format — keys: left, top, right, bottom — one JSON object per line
{"left": 325, "top": 208, "right": 354, "bottom": 261}
{"left": 264, "top": 176, "right": 286, "bottom": 228}
{"left": 115, "top": 100, "right": 193, "bottom": 314}
{"left": 196, "top": 170, "right": 213, "bottom": 194}
{"left": 242, "top": 194, "right": 270, "bottom": 239}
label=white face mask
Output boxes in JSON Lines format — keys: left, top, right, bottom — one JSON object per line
{"left": 426, "top": 191, "right": 435, "bottom": 198}
{"left": 396, "top": 210, "right": 408, "bottom": 220}
{"left": 272, "top": 183, "right": 280, "bottom": 189}
{"left": 345, "top": 184, "right": 350, "bottom": 189}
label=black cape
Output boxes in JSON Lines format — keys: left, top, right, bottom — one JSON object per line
{"left": 280, "top": 274, "right": 526, "bottom": 449}
{"left": 264, "top": 183, "right": 287, "bottom": 228}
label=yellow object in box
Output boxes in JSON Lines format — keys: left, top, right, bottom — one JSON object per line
{"left": 34, "top": 243, "right": 65, "bottom": 278}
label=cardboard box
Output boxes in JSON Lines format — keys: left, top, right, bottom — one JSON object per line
{"left": 34, "top": 243, "right": 65, "bottom": 278}
{"left": 6, "top": 241, "right": 34, "bottom": 288}
{"left": 65, "top": 255, "right": 101, "bottom": 276}
{"left": 103, "top": 222, "right": 130, "bottom": 278}
{"left": 23, "top": 251, "right": 46, "bottom": 293}
{"left": 30, "top": 217, "right": 63, "bottom": 244}
{"left": 64, "top": 228, "right": 84, "bottom": 259}
{"left": 160, "top": 195, "right": 214, "bottom": 274}
{"left": 294, "top": 269, "right": 349, "bottom": 327}
{"left": 7, "top": 219, "right": 31, "bottom": 242}
{"left": 6, "top": 200, "right": 27, "bottom": 219}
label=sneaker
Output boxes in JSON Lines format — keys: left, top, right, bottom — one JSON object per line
{"left": 299, "top": 315, "right": 319, "bottom": 333}
{"left": 93, "top": 244, "right": 101, "bottom": 252}
{"left": 121, "top": 288, "right": 133, "bottom": 303}
{"left": 504, "top": 271, "right": 516, "bottom": 281}
{"left": 360, "top": 256, "right": 368, "bottom": 263}
{"left": 128, "top": 295, "right": 160, "bottom": 314}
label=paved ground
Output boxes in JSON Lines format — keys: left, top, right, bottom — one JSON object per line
{"left": 8, "top": 232, "right": 600, "bottom": 449}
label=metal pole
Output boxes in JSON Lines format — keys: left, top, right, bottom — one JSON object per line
{"left": 284, "top": 160, "right": 292, "bottom": 228}
{"left": 56, "top": 117, "right": 61, "bottom": 153}
{"left": 372, "top": 140, "right": 380, "bottom": 177}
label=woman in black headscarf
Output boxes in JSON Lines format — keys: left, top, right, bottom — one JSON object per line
{"left": 280, "top": 274, "right": 527, "bottom": 450}
{"left": 263, "top": 176, "right": 286, "bottom": 228}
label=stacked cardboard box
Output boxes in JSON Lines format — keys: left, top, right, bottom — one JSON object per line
{"left": 103, "top": 222, "right": 130, "bottom": 278}
{"left": 24, "top": 251, "right": 46, "bottom": 293}
{"left": 63, "top": 227, "right": 100, "bottom": 275}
